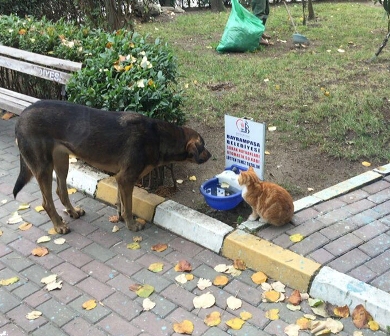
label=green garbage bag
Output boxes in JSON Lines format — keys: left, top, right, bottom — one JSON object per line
{"left": 216, "top": 0, "right": 265, "bottom": 53}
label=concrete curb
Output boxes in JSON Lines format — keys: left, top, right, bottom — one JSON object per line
{"left": 66, "top": 161, "right": 390, "bottom": 329}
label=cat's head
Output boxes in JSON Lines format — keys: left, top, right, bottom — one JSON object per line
{"left": 238, "top": 166, "right": 259, "bottom": 186}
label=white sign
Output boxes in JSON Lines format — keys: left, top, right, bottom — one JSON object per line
{"left": 224, "top": 115, "right": 266, "bottom": 179}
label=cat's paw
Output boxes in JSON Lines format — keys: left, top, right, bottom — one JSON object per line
{"left": 248, "top": 214, "right": 259, "bottom": 221}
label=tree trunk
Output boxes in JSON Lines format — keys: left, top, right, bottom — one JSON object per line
{"left": 104, "top": 0, "right": 123, "bottom": 31}
{"left": 210, "top": 0, "right": 226, "bottom": 12}
{"left": 308, "top": 0, "right": 315, "bottom": 20}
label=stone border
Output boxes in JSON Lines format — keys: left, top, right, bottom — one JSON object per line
{"left": 65, "top": 162, "right": 390, "bottom": 329}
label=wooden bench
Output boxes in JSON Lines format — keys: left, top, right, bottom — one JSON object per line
{"left": 0, "top": 45, "right": 82, "bottom": 115}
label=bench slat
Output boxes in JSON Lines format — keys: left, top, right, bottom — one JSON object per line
{"left": 0, "top": 56, "right": 72, "bottom": 85}
{"left": 0, "top": 88, "right": 40, "bottom": 104}
{"left": 0, "top": 45, "right": 82, "bottom": 72}
{"left": 0, "top": 90, "right": 39, "bottom": 115}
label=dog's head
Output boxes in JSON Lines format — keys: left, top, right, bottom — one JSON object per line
{"left": 185, "top": 128, "right": 211, "bottom": 164}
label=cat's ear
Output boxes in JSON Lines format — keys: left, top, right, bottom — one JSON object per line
{"left": 248, "top": 166, "right": 254, "bottom": 172}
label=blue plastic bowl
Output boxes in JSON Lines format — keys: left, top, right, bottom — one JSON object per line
{"left": 200, "top": 165, "right": 246, "bottom": 211}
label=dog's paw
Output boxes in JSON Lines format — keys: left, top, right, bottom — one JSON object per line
{"left": 54, "top": 221, "right": 70, "bottom": 234}
{"left": 66, "top": 206, "right": 85, "bottom": 219}
{"left": 126, "top": 221, "right": 144, "bottom": 232}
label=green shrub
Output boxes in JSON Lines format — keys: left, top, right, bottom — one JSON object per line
{"left": 0, "top": 15, "right": 185, "bottom": 124}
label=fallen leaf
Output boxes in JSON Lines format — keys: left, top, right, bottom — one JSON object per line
{"left": 337, "top": 48, "right": 345, "bottom": 53}
{"left": 193, "top": 292, "right": 216, "bottom": 309}
{"left": 296, "top": 317, "right": 310, "bottom": 329}
{"left": 174, "top": 260, "right": 192, "bottom": 272}
{"left": 214, "top": 264, "right": 228, "bottom": 273}
{"left": 226, "top": 318, "right": 245, "bottom": 330}
{"left": 268, "top": 126, "right": 276, "bottom": 131}
{"left": 54, "top": 238, "right": 66, "bottom": 245}
{"left": 31, "top": 246, "right": 49, "bottom": 257}
{"left": 173, "top": 320, "right": 194, "bottom": 334}
{"left": 204, "top": 311, "right": 221, "bottom": 326}
{"left": 185, "top": 274, "right": 194, "bottom": 281}
{"left": 108, "top": 215, "right": 119, "bottom": 223}
{"left": 82, "top": 299, "right": 97, "bottom": 310}
{"left": 46, "top": 280, "right": 63, "bottom": 291}
{"left": 213, "top": 275, "right": 229, "bottom": 287}
{"left": 288, "top": 289, "right": 302, "bottom": 305}
{"left": 26, "top": 311, "right": 42, "bottom": 320}
{"left": 307, "top": 187, "right": 314, "bottom": 192}
{"left": 265, "top": 308, "right": 279, "bottom": 320}
{"left": 261, "top": 282, "right": 273, "bottom": 291}
{"left": 325, "top": 318, "right": 343, "bottom": 333}
{"left": 112, "top": 225, "right": 120, "bottom": 232}
{"left": 362, "top": 161, "right": 371, "bottom": 167}
{"left": 265, "top": 150, "right": 271, "bottom": 155}
{"left": 286, "top": 304, "right": 301, "bottom": 311}
{"left": 17, "top": 203, "right": 30, "bottom": 211}
{"left": 7, "top": 211, "right": 23, "bottom": 224}
{"left": 189, "top": 175, "right": 197, "bottom": 181}
{"left": 353, "top": 332, "right": 364, "bottom": 336}
{"left": 0, "top": 229, "right": 2, "bottom": 236}
{"left": 308, "top": 298, "right": 324, "bottom": 307}
{"left": 197, "top": 278, "right": 212, "bottom": 290}
{"left": 127, "top": 242, "right": 140, "bottom": 250}
{"left": 176, "top": 179, "right": 184, "bottom": 184}
{"left": 41, "top": 274, "right": 57, "bottom": 284}
{"left": 142, "top": 298, "right": 156, "bottom": 311}
{"left": 19, "top": 222, "right": 32, "bottom": 231}
{"left": 251, "top": 271, "right": 267, "bottom": 284}
{"left": 271, "top": 281, "right": 285, "bottom": 292}
{"left": 225, "top": 265, "right": 241, "bottom": 277}
{"left": 48, "top": 228, "right": 57, "bottom": 235}
{"left": 311, "top": 303, "right": 329, "bottom": 318}
{"left": 284, "top": 324, "right": 300, "bottom": 336}
{"left": 0, "top": 276, "right": 19, "bottom": 286}
{"left": 37, "top": 236, "right": 51, "bottom": 243}
{"left": 368, "top": 320, "right": 380, "bottom": 331}
{"left": 290, "top": 233, "right": 304, "bottom": 243}
{"left": 2, "top": 111, "right": 15, "bottom": 120}
{"left": 226, "top": 296, "right": 242, "bottom": 310}
{"left": 133, "top": 236, "right": 143, "bottom": 242}
{"left": 136, "top": 284, "right": 154, "bottom": 298}
{"left": 175, "top": 274, "right": 188, "bottom": 284}
{"left": 304, "top": 314, "right": 316, "bottom": 320}
{"left": 233, "top": 258, "right": 246, "bottom": 270}
{"left": 136, "top": 217, "right": 146, "bottom": 226}
{"left": 240, "top": 311, "right": 252, "bottom": 321}
{"left": 129, "top": 284, "right": 142, "bottom": 292}
{"left": 334, "top": 305, "right": 349, "bottom": 318}
{"left": 148, "top": 262, "right": 164, "bottom": 273}
{"left": 151, "top": 243, "right": 168, "bottom": 252}
{"left": 352, "top": 304, "right": 371, "bottom": 328}
{"left": 263, "top": 290, "right": 280, "bottom": 303}
{"left": 67, "top": 188, "right": 77, "bottom": 194}
{"left": 35, "top": 205, "right": 45, "bottom": 213}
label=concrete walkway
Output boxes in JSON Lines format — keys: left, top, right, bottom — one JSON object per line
{"left": 0, "top": 115, "right": 389, "bottom": 335}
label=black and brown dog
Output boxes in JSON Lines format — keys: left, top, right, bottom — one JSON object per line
{"left": 13, "top": 100, "right": 211, "bottom": 234}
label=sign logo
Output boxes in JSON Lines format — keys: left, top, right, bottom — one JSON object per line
{"left": 236, "top": 119, "right": 250, "bottom": 134}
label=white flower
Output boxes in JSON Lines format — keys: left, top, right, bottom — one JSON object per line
{"left": 140, "top": 56, "right": 152, "bottom": 69}
{"left": 139, "top": 51, "right": 146, "bottom": 56}
{"left": 137, "top": 79, "right": 145, "bottom": 88}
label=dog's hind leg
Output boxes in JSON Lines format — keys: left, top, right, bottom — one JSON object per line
{"left": 53, "top": 149, "right": 85, "bottom": 219}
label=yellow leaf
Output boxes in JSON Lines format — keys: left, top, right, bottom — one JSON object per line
{"left": 136, "top": 284, "right": 154, "bottom": 298}
{"left": 362, "top": 161, "right": 371, "bottom": 167}
{"left": 296, "top": 317, "right": 310, "bottom": 330}
{"left": 148, "top": 262, "right": 164, "bottom": 273}
{"left": 67, "top": 188, "right": 77, "bottom": 194}
{"left": 204, "top": 311, "right": 221, "bottom": 326}
{"left": 185, "top": 274, "right": 194, "bottom": 281}
{"left": 173, "top": 320, "right": 194, "bottom": 334}
{"left": 151, "top": 243, "right": 168, "bottom": 252}
{"left": 290, "top": 233, "right": 304, "bottom": 243}
{"left": 19, "top": 222, "right": 32, "bottom": 231}
{"left": 82, "top": 299, "right": 97, "bottom": 310}
{"left": 213, "top": 275, "right": 229, "bottom": 286}
{"left": 2, "top": 111, "right": 15, "bottom": 120}
{"left": 226, "top": 318, "right": 245, "bottom": 330}
{"left": 31, "top": 246, "right": 49, "bottom": 257}
{"left": 265, "top": 151, "right": 271, "bottom": 155}
{"left": 251, "top": 271, "right": 267, "bottom": 284}
{"left": 35, "top": 205, "right": 45, "bottom": 213}
{"left": 127, "top": 242, "right": 140, "bottom": 250}
{"left": 0, "top": 276, "right": 19, "bottom": 286}
{"left": 268, "top": 126, "right": 277, "bottom": 132}
{"left": 17, "top": 203, "right": 30, "bottom": 211}
{"left": 240, "top": 311, "right": 252, "bottom": 321}
{"left": 265, "top": 309, "right": 279, "bottom": 320}
{"left": 26, "top": 311, "right": 42, "bottom": 320}
{"left": 48, "top": 228, "right": 57, "bottom": 235}
{"left": 263, "top": 290, "right": 280, "bottom": 303}
{"left": 133, "top": 236, "right": 143, "bottom": 242}
{"left": 0, "top": 229, "right": 3, "bottom": 236}
{"left": 368, "top": 320, "right": 379, "bottom": 331}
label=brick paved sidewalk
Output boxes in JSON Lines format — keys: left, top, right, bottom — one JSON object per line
{"left": 0, "top": 116, "right": 389, "bottom": 335}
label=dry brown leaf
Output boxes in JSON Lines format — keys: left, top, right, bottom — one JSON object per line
{"left": 288, "top": 289, "right": 302, "bottom": 305}
{"left": 352, "top": 304, "right": 371, "bottom": 328}
{"left": 31, "top": 246, "right": 49, "bottom": 257}
{"left": 19, "top": 222, "right": 32, "bottom": 231}
{"left": 233, "top": 258, "right": 246, "bottom": 270}
{"left": 226, "top": 318, "right": 245, "bottom": 330}
{"left": 2, "top": 111, "right": 15, "bottom": 120}
{"left": 213, "top": 275, "right": 229, "bottom": 287}
{"left": 129, "top": 284, "right": 143, "bottom": 292}
{"left": 82, "top": 299, "right": 97, "bottom": 310}
{"left": 263, "top": 290, "right": 281, "bottom": 303}
{"left": 334, "top": 305, "right": 350, "bottom": 318}
{"left": 226, "top": 296, "right": 242, "bottom": 310}
{"left": 173, "top": 320, "right": 194, "bottom": 334}
{"left": 136, "top": 218, "right": 146, "bottom": 226}
{"left": 251, "top": 271, "right": 267, "bottom": 284}
{"left": 108, "top": 215, "right": 120, "bottom": 223}
{"left": 151, "top": 243, "right": 168, "bottom": 252}
{"left": 204, "top": 311, "right": 221, "bottom": 326}
{"left": 174, "top": 260, "right": 192, "bottom": 272}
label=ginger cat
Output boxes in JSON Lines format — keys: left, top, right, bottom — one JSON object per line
{"left": 238, "top": 167, "right": 294, "bottom": 226}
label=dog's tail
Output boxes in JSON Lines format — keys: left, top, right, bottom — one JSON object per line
{"left": 13, "top": 155, "right": 33, "bottom": 198}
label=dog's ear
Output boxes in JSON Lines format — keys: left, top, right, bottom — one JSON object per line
{"left": 186, "top": 140, "right": 200, "bottom": 163}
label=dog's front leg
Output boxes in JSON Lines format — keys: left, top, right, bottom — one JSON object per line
{"left": 115, "top": 174, "right": 144, "bottom": 231}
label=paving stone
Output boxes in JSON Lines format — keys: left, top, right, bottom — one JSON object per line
{"left": 0, "top": 250, "right": 34, "bottom": 272}
{"left": 132, "top": 268, "right": 172, "bottom": 293}
{"left": 370, "top": 270, "right": 390, "bottom": 293}
{"left": 136, "top": 251, "right": 174, "bottom": 274}
{"left": 372, "top": 200, "right": 390, "bottom": 216}
{"left": 135, "top": 293, "right": 177, "bottom": 318}
{"left": 192, "top": 264, "right": 220, "bottom": 282}
{"left": 343, "top": 198, "right": 376, "bottom": 215}
{"left": 263, "top": 319, "right": 289, "bottom": 336}
{"left": 49, "top": 281, "right": 83, "bottom": 305}
{"left": 359, "top": 233, "right": 390, "bottom": 257}
{"left": 6, "top": 303, "right": 47, "bottom": 333}
{"left": 69, "top": 294, "right": 112, "bottom": 324}
{"left": 87, "top": 228, "right": 123, "bottom": 249}
{"left": 308, "top": 248, "right": 335, "bottom": 264}
{"left": 37, "top": 298, "right": 76, "bottom": 327}
{"left": 202, "top": 328, "right": 229, "bottom": 336}
{"left": 21, "top": 264, "right": 51, "bottom": 286}
{"left": 286, "top": 218, "right": 325, "bottom": 237}
{"left": 271, "top": 233, "right": 293, "bottom": 249}
{"left": 256, "top": 223, "right": 295, "bottom": 241}
{"left": 102, "top": 291, "right": 142, "bottom": 320}
{"left": 82, "top": 242, "right": 117, "bottom": 263}
{"left": 290, "top": 232, "right": 330, "bottom": 256}
{"left": 51, "top": 262, "right": 88, "bottom": 285}
{"left": 106, "top": 254, "right": 144, "bottom": 277}
{"left": 363, "top": 180, "right": 390, "bottom": 194}
{"left": 320, "top": 218, "right": 360, "bottom": 240}
{"left": 337, "top": 189, "right": 370, "bottom": 203}
{"left": 353, "top": 220, "right": 389, "bottom": 240}
{"left": 23, "top": 289, "right": 52, "bottom": 308}
{"left": 97, "top": 313, "right": 140, "bottom": 336}
{"left": 365, "top": 249, "right": 390, "bottom": 273}
{"left": 0, "top": 324, "right": 26, "bottom": 336}
{"left": 81, "top": 259, "right": 119, "bottom": 282}
{"left": 11, "top": 279, "right": 40, "bottom": 300}
{"left": 367, "top": 188, "right": 390, "bottom": 204}
{"left": 163, "top": 268, "right": 198, "bottom": 292}
{"left": 8, "top": 236, "right": 38, "bottom": 257}
{"left": 166, "top": 306, "right": 209, "bottom": 335}
{"left": 58, "top": 247, "right": 93, "bottom": 268}
{"left": 69, "top": 218, "right": 99, "bottom": 236}
{"left": 224, "top": 279, "right": 263, "bottom": 306}
{"left": 348, "top": 264, "right": 378, "bottom": 283}
{"left": 317, "top": 207, "right": 352, "bottom": 226}
{"left": 313, "top": 198, "right": 346, "bottom": 213}
{"left": 160, "top": 283, "right": 196, "bottom": 311}
{"left": 76, "top": 276, "right": 115, "bottom": 301}
{"left": 323, "top": 233, "right": 363, "bottom": 256}
{"left": 132, "top": 311, "right": 171, "bottom": 336}
{"left": 167, "top": 236, "right": 205, "bottom": 258}
{"left": 0, "top": 288, "right": 21, "bottom": 313}
{"left": 291, "top": 207, "right": 320, "bottom": 225}
{"left": 31, "top": 322, "right": 68, "bottom": 336}
{"left": 65, "top": 231, "right": 94, "bottom": 250}
{"left": 328, "top": 248, "right": 370, "bottom": 273}
{"left": 62, "top": 317, "right": 107, "bottom": 336}
{"left": 106, "top": 274, "right": 138, "bottom": 299}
